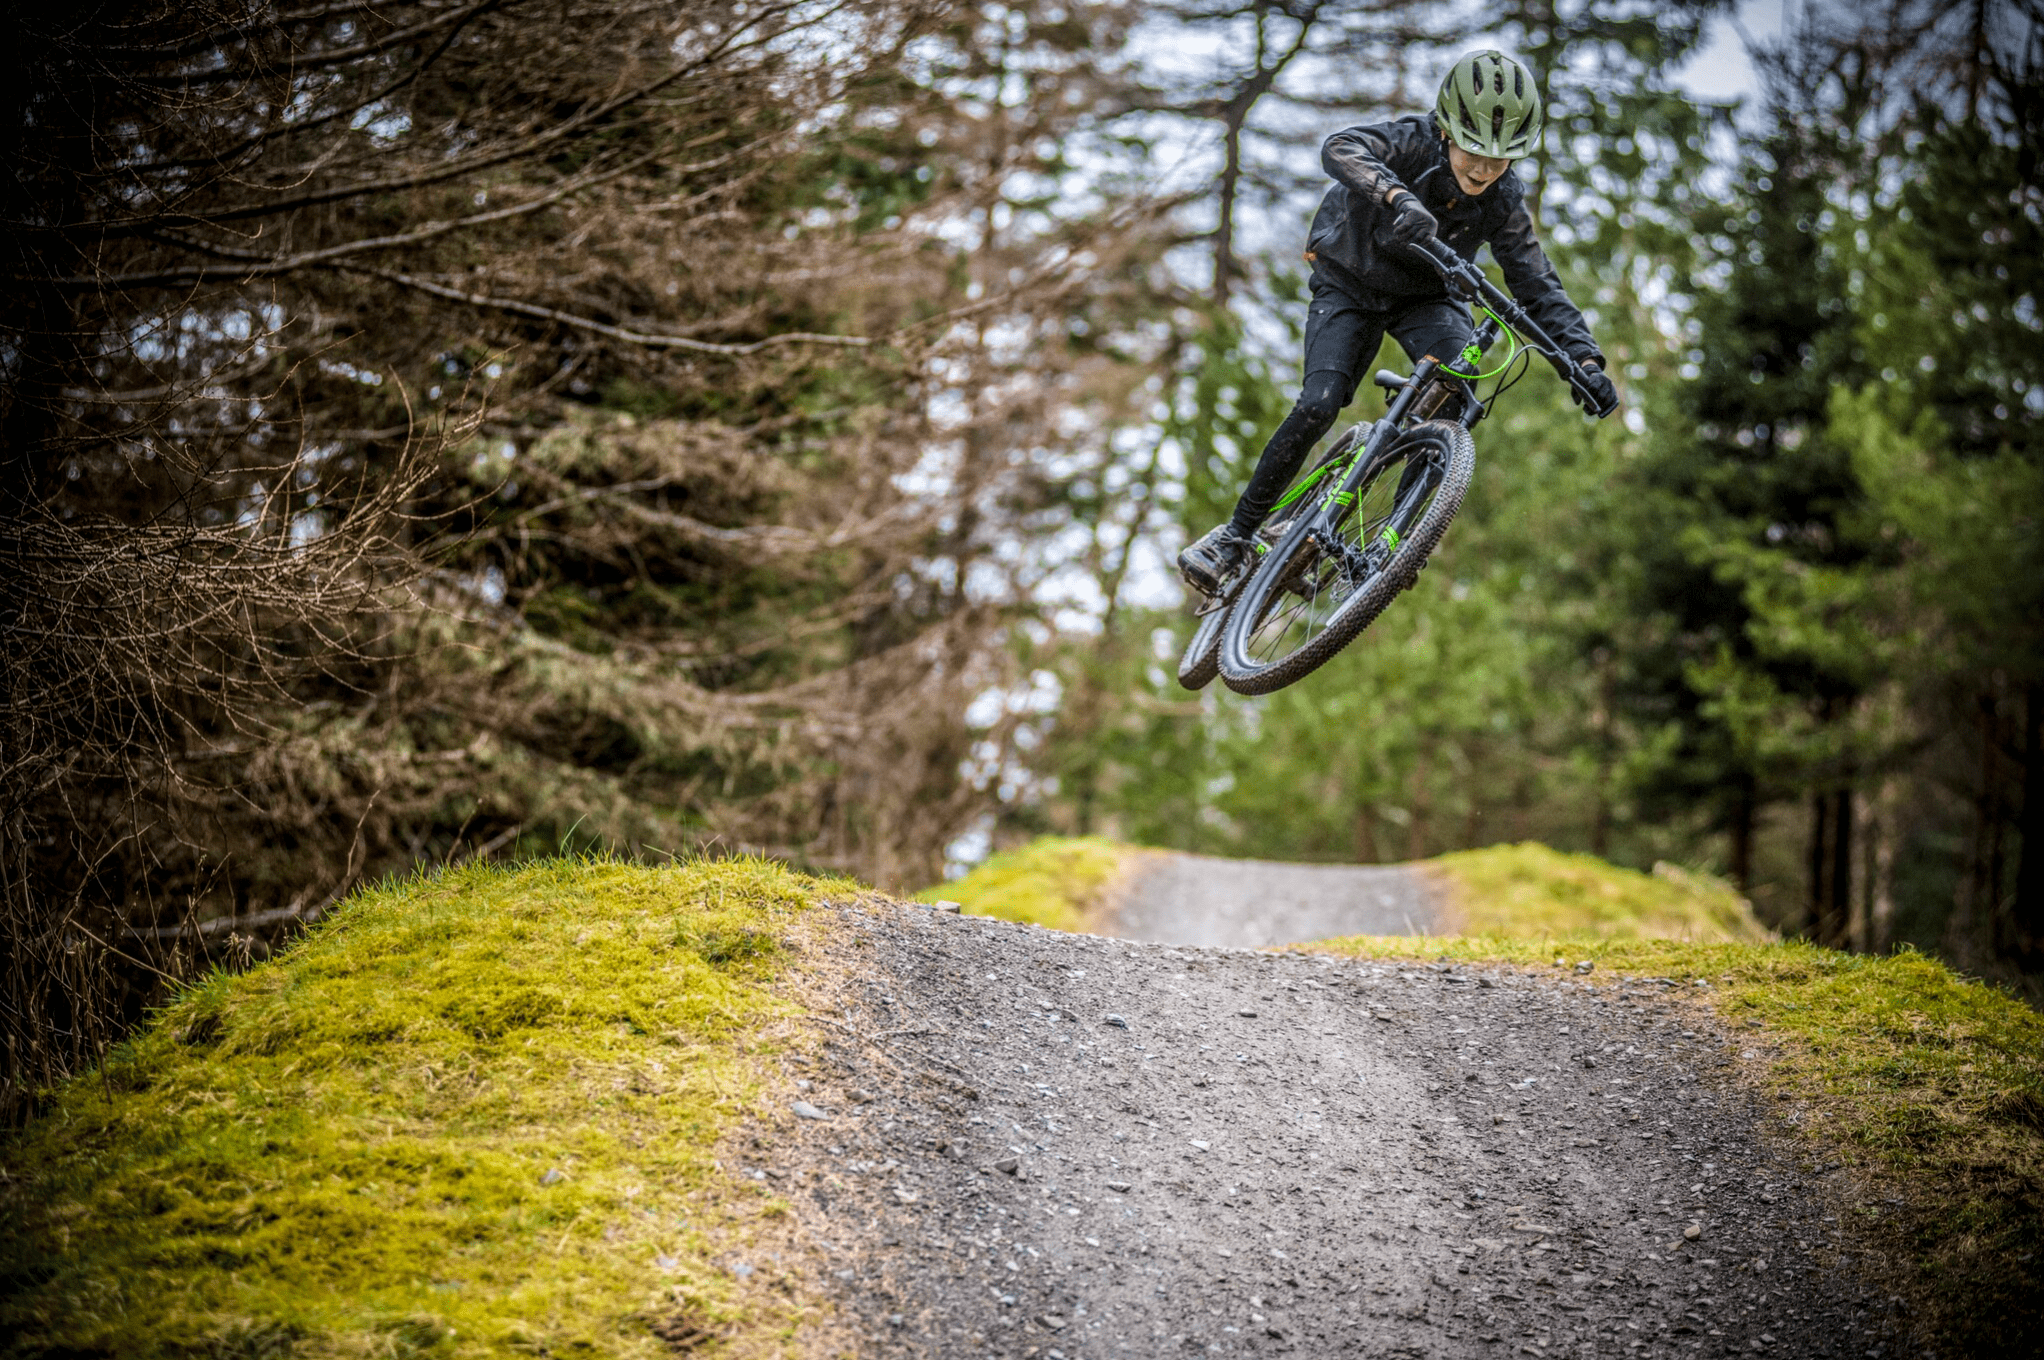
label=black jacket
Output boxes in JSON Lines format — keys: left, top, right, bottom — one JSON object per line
{"left": 1304, "top": 114, "right": 1602, "bottom": 366}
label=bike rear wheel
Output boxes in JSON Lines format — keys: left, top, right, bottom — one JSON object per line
{"left": 1217, "top": 419, "right": 1474, "bottom": 696}
{"left": 1176, "top": 599, "right": 1228, "bottom": 691}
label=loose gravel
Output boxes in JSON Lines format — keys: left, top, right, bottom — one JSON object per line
{"left": 760, "top": 900, "right": 1914, "bottom": 1358}
{"left": 1110, "top": 854, "right": 1443, "bottom": 948}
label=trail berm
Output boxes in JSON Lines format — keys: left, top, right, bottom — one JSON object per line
{"left": 776, "top": 889, "right": 1912, "bottom": 1358}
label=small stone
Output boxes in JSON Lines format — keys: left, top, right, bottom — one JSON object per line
{"left": 888, "top": 1312, "right": 905, "bottom": 1326}
{"left": 1581, "top": 1056, "right": 1598, "bottom": 1070}
{"left": 1477, "top": 976, "right": 1494, "bottom": 988}
{"left": 655, "top": 1253, "right": 678, "bottom": 1270}
{"left": 1684, "top": 1224, "right": 1702, "bottom": 1241}
{"left": 1039, "top": 1313, "right": 1068, "bottom": 1331}
{"left": 731, "top": 1262, "right": 753, "bottom": 1279}
{"left": 540, "top": 1167, "right": 565, "bottom": 1186}
{"left": 893, "top": 1187, "right": 921, "bottom": 1204}
{"left": 791, "top": 1101, "right": 831, "bottom": 1121}
{"left": 1106, "top": 1180, "right": 1132, "bottom": 1192}
{"left": 850, "top": 1089, "right": 876, "bottom": 1104}
{"left": 1238, "top": 1008, "right": 1258, "bottom": 1018}
{"left": 1465, "top": 1072, "right": 1480, "bottom": 1082}
{"left": 1575, "top": 960, "right": 1594, "bottom": 973}
{"left": 1189, "top": 1139, "right": 1210, "bottom": 1152}
{"left": 1373, "top": 1010, "right": 1393, "bottom": 1022}
{"left": 994, "top": 1157, "right": 1020, "bottom": 1175}
{"left": 795, "top": 1078, "right": 812, "bottom": 1091}
{"left": 933, "top": 901, "right": 962, "bottom": 914}
{"left": 1104, "top": 1014, "right": 1129, "bottom": 1029}
{"left": 1554, "top": 956, "right": 1567, "bottom": 968}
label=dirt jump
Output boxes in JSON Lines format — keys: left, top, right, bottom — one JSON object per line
{"left": 761, "top": 860, "right": 1915, "bottom": 1358}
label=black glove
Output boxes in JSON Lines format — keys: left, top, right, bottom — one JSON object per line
{"left": 1571, "top": 360, "right": 1618, "bottom": 416}
{"left": 1381, "top": 192, "right": 1438, "bottom": 248}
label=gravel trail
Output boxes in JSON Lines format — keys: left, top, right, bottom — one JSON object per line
{"left": 767, "top": 900, "right": 1911, "bottom": 1359}
{"left": 1109, "top": 853, "right": 1444, "bottom": 948}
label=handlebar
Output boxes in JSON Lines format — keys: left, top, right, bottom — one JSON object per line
{"left": 1407, "top": 237, "right": 1617, "bottom": 418}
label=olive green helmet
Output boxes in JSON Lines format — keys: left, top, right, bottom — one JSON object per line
{"left": 1434, "top": 50, "right": 1543, "bottom": 159}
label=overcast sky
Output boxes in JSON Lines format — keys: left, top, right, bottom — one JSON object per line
{"left": 1670, "top": 0, "right": 1789, "bottom": 111}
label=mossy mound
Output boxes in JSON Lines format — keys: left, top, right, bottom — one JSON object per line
{"left": 0, "top": 856, "right": 842, "bottom": 1360}
{"left": 918, "top": 835, "right": 1132, "bottom": 933}
{"left": 1428, "top": 841, "right": 1773, "bottom": 942}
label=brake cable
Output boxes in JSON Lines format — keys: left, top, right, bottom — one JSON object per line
{"left": 1441, "top": 303, "right": 1519, "bottom": 380}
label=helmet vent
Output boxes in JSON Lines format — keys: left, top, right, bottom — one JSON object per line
{"left": 1435, "top": 49, "right": 1541, "bottom": 160}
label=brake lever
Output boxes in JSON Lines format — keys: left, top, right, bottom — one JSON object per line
{"left": 1410, "top": 238, "right": 1477, "bottom": 302}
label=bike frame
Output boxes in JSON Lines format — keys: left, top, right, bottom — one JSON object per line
{"left": 1267, "top": 238, "right": 1608, "bottom": 545}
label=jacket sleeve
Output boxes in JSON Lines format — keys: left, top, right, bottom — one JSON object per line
{"left": 1490, "top": 202, "right": 1603, "bottom": 366}
{"left": 1321, "top": 122, "right": 1415, "bottom": 207}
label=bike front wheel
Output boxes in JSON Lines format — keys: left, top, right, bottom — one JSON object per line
{"left": 1217, "top": 420, "right": 1474, "bottom": 696}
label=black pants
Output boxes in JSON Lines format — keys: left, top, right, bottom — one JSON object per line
{"left": 1227, "top": 289, "right": 1473, "bottom": 536}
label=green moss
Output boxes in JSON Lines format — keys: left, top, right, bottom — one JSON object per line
{"left": 1428, "top": 842, "right": 1773, "bottom": 942}
{"left": 1301, "top": 931, "right": 2044, "bottom": 1353}
{"left": 0, "top": 856, "right": 845, "bottom": 1360}
{"left": 917, "top": 836, "right": 1133, "bottom": 933}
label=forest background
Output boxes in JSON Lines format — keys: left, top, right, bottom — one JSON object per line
{"left": 3, "top": 0, "right": 2039, "bottom": 1112}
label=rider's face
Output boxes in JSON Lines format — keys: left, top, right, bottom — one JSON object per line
{"left": 1448, "top": 144, "right": 1510, "bottom": 197}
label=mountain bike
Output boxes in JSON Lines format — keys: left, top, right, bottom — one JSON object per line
{"left": 1176, "top": 237, "right": 1618, "bottom": 696}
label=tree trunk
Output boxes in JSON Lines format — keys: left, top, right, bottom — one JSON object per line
{"left": 1408, "top": 744, "right": 1432, "bottom": 862}
{"left": 1946, "top": 690, "right": 2001, "bottom": 971}
{"left": 1728, "top": 776, "right": 1755, "bottom": 894}
{"left": 2017, "top": 683, "right": 2044, "bottom": 962}
{"left": 1354, "top": 803, "right": 1380, "bottom": 864}
{"left": 1463, "top": 741, "right": 1484, "bottom": 849}
{"left": 1213, "top": 107, "right": 1243, "bottom": 306}
{"left": 1807, "top": 788, "right": 1831, "bottom": 941}
{"left": 1870, "top": 776, "right": 1899, "bottom": 954}
{"left": 1828, "top": 786, "right": 1854, "bottom": 950}
{"left": 1590, "top": 646, "right": 1615, "bottom": 857}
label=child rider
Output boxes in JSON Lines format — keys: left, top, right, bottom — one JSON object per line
{"left": 1177, "top": 49, "right": 1620, "bottom": 596}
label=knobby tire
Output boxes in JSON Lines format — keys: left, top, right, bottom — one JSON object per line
{"left": 1177, "top": 602, "right": 1227, "bottom": 691}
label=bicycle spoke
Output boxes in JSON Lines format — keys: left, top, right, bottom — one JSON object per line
{"left": 1234, "top": 439, "right": 1456, "bottom": 669}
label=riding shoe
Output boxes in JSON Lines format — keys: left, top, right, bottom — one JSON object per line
{"left": 1177, "top": 522, "right": 1255, "bottom": 596}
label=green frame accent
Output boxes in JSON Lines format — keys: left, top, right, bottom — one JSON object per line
{"left": 1442, "top": 305, "right": 1520, "bottom": 380}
